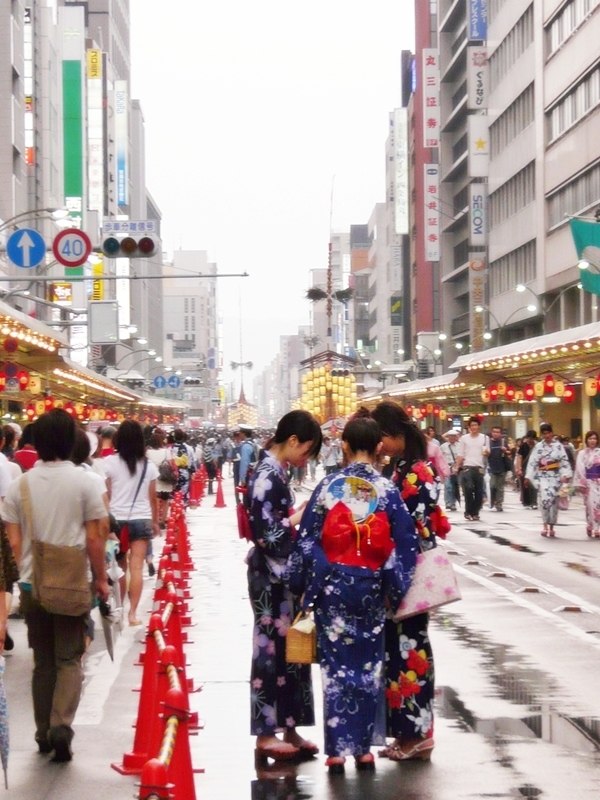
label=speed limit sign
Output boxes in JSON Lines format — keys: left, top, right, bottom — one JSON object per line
{"left": 52, "top": 228, "right": 92, "bottom": 268}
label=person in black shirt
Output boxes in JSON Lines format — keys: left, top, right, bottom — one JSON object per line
{"left": 488, "top": 426, "right": 510, "bottom": 511}
{"left": 516, "top": 430, "right": 538, "bottom": 509}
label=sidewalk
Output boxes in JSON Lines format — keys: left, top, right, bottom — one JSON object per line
{"left": 3, "top": 476, "right": 598, "bottom": 798}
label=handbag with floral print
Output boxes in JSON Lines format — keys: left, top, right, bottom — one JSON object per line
{"left": 393, "top": 544, "right": 461, "bottom": 621}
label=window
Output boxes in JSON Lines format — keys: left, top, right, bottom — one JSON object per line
{"left": 547, "top": 63, "right": 600, "bottom": 141}
{"left": 184, "top": 316, "right": 188, "bottom": 331}
{"left": 490, "top": 83, "right": 534, "bottom": 157}
{"left": 191, "top": 298, "right": 196, "bottom": 313}
{"left": 184, "top": 298, "right": 188, "bottom": 312}
{"left": 547, "top": 0, "right": 600, "bottom": 56}
{"left": 489, "top": 162, "right": 535, "bottom": 229}
{"left": 547, "top": 160, "right": 600, "bottom": 227}
{"left": 490, "top": 5, "right": 534, "bottom": 91}
{"left": 489, "top": 240, "right": 536, "bottom": 297}
{"left": 489, "top": 0, "right": 508, "bottom": 21}
{"left": 191, "top": 316, "right": 196, "bottom": 331}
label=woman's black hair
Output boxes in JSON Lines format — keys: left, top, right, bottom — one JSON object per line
{"left": 540, "top": 422, "right": 553, "bottom": 434}
{"left": 342, "top": 407, "right": 381, "bottom": 456}
{"left": 19, "top": 423, "right": 35, "bottom": 449}
{"left": 32, "top": 409, "right": 75, "bottom": 462}
{"left": 71, "top": 427, "right": 91, "bottom": 466}
{"left": 114, "top": 419, "right": 146, "bottom": 475}
{"left": 266, "top": 410, "right": 322, "bottom": 459}
{"left": 370, "top": 401, "right": 427, "bottom": 480}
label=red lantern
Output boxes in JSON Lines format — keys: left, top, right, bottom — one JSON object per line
{"left": 44, "top": 396, "right": 54, "bottom": 411}
{"left": 461, "top": 399, "right": 470, "bottom": 407}
{"left": 489, "top": 384, "right": 498, "bottom": 400}
{"left": 524, "top": 384, "right": 535, "bottom": 401}
{"left": 505, "top": 386, "right": 516, "bottom": 401}
{"left": 64, "top": 402, "right": 75, "bottom": 416}
{"left": 544, "top": 374, "right": 555, "bottom": 393}
{"left": 564, "top": 385, "right": 575, "bottom": 403}
{"left": 405, "top": 404, "right": 413, "bottom": 415}
{"left": 433, "top": 406, "right": 440, "bottom": 416}
{"left": 25, "top": 401, "right": 35, "bottom": 420}
{"left": 0, "top": 372, "right": 6, "bottom": 393}
{"left": 420, "top": 405, "right": 427, "bottom": 416}
{"left": 17, "top": 369, "right": 29, "bottom": 390}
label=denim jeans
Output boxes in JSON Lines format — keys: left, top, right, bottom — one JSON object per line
{"left": 444, "top": 475, "right": 459, "bottom": 508}
{"left": 489, "top": 472, "right": 507, "bottom": 509}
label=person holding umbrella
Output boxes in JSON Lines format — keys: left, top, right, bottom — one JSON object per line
{"left": 440, "top": 429, "right": 460, "bottom": 511}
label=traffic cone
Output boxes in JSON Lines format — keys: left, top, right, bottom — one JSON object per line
{"left": 188, "top": 472, "right": 202, "bottom": 507}
{"left": 163, "top": 686, "right": 202, "bottom": 800}
{"left": 214, "top": 471, "right": 226, "bottom": 508}
{"left": 112, "top": 614, "right": 168, "bottom": 775}
{"left": 137, "top": 759, "right": 173, "bottom": 800}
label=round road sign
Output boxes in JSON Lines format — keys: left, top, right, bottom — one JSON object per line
{"left": 52, "top": 228, "right": 92, "bottom": 268}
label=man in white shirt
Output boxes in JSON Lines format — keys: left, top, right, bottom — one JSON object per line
{"left": 440, "top": 430, "right": 460, "bottom": 510}
{"left": 455, "top": 417, "right": 489, "bottom": 521}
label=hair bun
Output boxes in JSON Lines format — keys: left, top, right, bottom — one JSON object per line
{"left": 352, "top": 406, "right": 373, "bottom": 420}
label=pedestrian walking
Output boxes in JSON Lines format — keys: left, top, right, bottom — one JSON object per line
{"left": 454, "top": 417, "right": 489, "bottom": 521}
{"left": 425, "top": 429, "right": 451, "bottom": 480}
{"left": 370, "top": 401, "right": 447, "bottom": 762}
{"left": 146, "top": 430, "right": 176, "bottom": 528}
{"left": 246, "top": 410, "right": 322, "bottom": 764}
{"left": 515, "top": 430, "right": 538, "bottom": 509}
{"left": 320, "top": 437, "right": 338, "bottom": 476}
{"left": 488, "top": 426, "right": 511, "bottom": 512}
{"left": 170, "top": 429, "right": 196, "bottom": 503}
{"left": 103, "top": 420, "right": 160, "bottom": 625}
{"left": 3, "top": 409, "right": 109, "bottom": 762}
{"left": 440, "top": 429, "right": 460, "bottom": 510}
{"left": 288, "top": 410, "right": 418, "bottom": 773}
{"left": 525, "top": 423, "right": 573, "bottom": 537}
{"left": 573, "top": 430, "right": 600, "bottom": 537}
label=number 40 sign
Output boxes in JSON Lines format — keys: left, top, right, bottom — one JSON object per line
{"left": 52, "top": 228, "right": 92, "bottom": 268}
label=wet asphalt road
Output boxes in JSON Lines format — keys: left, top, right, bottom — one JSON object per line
{"left": 3, "top": 475, "right": 600, "bottom": 799}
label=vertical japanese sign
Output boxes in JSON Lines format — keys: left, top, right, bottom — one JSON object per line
{"left": 60, "top": 5, "right": 85, "bottom": 277}
{"left": 468, "top": 115, "right": 489, "bottom": 177}
{"left": 87, "top": 49, "right": 104, "bottom": 215}
{"left": 424, "top": 165, "right": 440, "bottom": 262}
{"left": 115, "top": 80, "right": 128, "bottom": 207}
{"left": 468, "top": 0, "right": 488, "bottom": 41}
{"left": 422, "top": 49, "right": 440, "bottom": 149}
{"left": 469, "top": 183, "right": 488, "bottom": 245}
{"left": 24, "top": 7, "right": 34, "bottom": 166}
{"left": 469, "top": 255, "right": 487, "bottom": 352}
{"left": 467, "top": 47, "right": 489, "bottom": 109}
{"left": 394, "top": 108, "right": 409, "bottom": 234}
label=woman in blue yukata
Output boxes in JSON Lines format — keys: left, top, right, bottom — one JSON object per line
{"left": 247, "top": 410, "right": 322, "bottom": 766}
{"left": 288, "top": 410, "right": 418, "bottom": 773}
{"left": 371, "top": 401, "right": 450, "bottom": 763}
{"left": 525, "top": 422, "right": 573, "bottom": 537}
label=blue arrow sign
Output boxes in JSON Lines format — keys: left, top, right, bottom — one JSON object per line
{"left": 153, "top": 375, "right": 167, "bottom": 389}
{"left": 167, "top": 375, "right": 181, "bottom": 389}
{"left": 6, "top": 228, "right": 46, "bottom": 268}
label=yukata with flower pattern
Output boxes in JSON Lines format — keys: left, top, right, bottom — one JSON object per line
{"left": 525, "top": 439, "right": 573, "bottom": 528}
{"left": 287, "top": 462, "right": 418, "bottom": 758}
{"left": 246, "top": 451, "right": 314, "bottom": 737}
{"left": 574, "top": 445, "right": 600, "bottom": 536}
{"left": 385, "top": 459, "right": 445, "bottom": 744}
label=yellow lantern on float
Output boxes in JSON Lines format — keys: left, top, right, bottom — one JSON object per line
{"left": 497, "top": 382, "right": 506, "bottom": 396}
{"left": 554, "top": 380, "right": 565, "bottom": 397}
{"left": 35, "top": 399, "right": 45, "bottom": 416}
{"left": 534, "top": 381, "right": 545, "bottom": 397}
{"left": 585, "top": 377, "right": 598, "bottom": 397}
{"left": 439, "top": 409, "right": 447, "bottom": 421}
{"left": 481, "top": 389, "right": 491, "bottom": 403}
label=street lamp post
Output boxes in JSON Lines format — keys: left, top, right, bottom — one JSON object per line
{"left": 475, "top": 302, "right": 538, "bottom": 346}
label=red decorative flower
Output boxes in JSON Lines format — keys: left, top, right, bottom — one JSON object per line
{"left": 399, "top": 671, "right": 421, "bottom": 698}
{"left": 413, "top": 461, "right": 434, "bottom": 482}
{"left": 385, "top": 682, "right": 403, "bottom": 709}
{"left": 406, "top": 649, "right": 429, "bottom": 676}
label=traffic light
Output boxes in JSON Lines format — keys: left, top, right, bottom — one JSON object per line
{"left": 101, "top": 233, "right": 157, "bottom": 258}
{"left": 183, "top": 377, "right": 202, "bottom": 386}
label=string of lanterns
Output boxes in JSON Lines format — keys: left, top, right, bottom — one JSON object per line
{"left": 300, "top": 366, "right": 358, "bottom": 422}
{"left": 481, "top": 375, "right": 576, "bottom": 404}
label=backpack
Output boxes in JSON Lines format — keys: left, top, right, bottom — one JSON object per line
{"left": 158, "top": 458, "right": 179, "bottom": 486}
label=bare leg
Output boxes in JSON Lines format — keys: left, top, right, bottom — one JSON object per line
{"left": 128, "top": 539, "right": 147, "bottom": 624}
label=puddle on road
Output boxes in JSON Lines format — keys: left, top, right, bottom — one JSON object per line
{"left": 435, "top": 613, "right": 600, "bottom": 762}
{"left": 469, "top": 528, "right": 545, "bottom": 555}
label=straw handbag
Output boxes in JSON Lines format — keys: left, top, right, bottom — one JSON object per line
{"left": 285, "top": 612, "right": 317, "bottom": 664}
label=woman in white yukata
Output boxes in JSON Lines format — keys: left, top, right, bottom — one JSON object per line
{"left": 573, "top": 430, "right": 600, "bottom": 538}
{"left": 525, "top": 422, "right": 573, "bottom": 537}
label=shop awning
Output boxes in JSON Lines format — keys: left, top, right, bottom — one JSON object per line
{"left": 450, "top": 321, "right": 600, "bottom": 383}
{"left": 359, "top": 372, "right": 482, "bottom": 408}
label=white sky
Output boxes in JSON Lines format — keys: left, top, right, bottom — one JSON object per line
{"left": 131, "top": 0, "right": 415, "bottom": 397}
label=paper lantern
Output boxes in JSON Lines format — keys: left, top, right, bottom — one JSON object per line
{"left": 564, "top": 385, "right": 575, "bottom": 403}
{"left": 64, "top": 402, "right": 75, "bottom": 416}
{"left": 514, "top": 390, "right": 524, "bottom": 401}
{"left": 44, "top": 396, "right": 54, "bottom": 411}
{"left": 505, "top": 386, "right": 515, "bottom": 401}
{"left": 53, "top": 399, "right": 64, "bottom": 409}
{"left": 534, "top": 381, "right": 545, "bottom": 397}
{"left": 28, "top": 375, "right": 42, "bottom": 394}
{"left": 461, "top": 399, "right": 470, "bottom": 407}
{"left": 524, "top": 384, "right": 535, "bottom": 401}
{"left": 433, "top": 406, "right": 440, "bottom": 416}
{"left": 544, "top": 374, "right": 555, "bottom": 393}
{"left": 426, "top": 403, "right": 434, "bottom": 414}
{"left": 481, "top": 389, "right": 491, "bottom": 403}
{"left": 17, "top": 370, "right": 29, "bottom": 390}
{"left": 489, "top": 385, "right": 498, "bottom": 400}
{"left": 405, "top": 404, "right": 413, "bottom": 415}
{"left": 25, "top": 402, "right": 35, "bottom": 420}
{"left": 439, "top": 409, "right": 447, "bottom": 421}
{"left": 554, "top": 380, "right": 565, "bottom": 397}
{"left": 420, "top": 405, "right": 427, "bottom": 416}
{"left": 496, "top": 382, "right": 506, "bottom": 396}
{"left": 0, "top": 372, "right": 6, "bottom": 392}
{"left": 585, "top": 377, "right": 598, "bottom": 397}
{"left": 35, "top": 399, "right": 45, "bottom": 416}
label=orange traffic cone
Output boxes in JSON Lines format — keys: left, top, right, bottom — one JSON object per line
{"left": 214, "top": 471, "right": 226, "bottom": 508}
{"left": 137, "top": 759, "right": 173, "bottom": 800}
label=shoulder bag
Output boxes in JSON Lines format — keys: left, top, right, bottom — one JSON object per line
{"left": 158, "top": 451, "right": 179, "bottom": 486}
{"left": 21, "top": 475, "right": 92, "bottom": 617}
{"left": 285, "top": 611, "right": 317, "bottom": 664}
{"left": 393, "top": 542, "right": 461, "bottom": 621}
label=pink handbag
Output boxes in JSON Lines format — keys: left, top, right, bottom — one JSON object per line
{"left": 393, "top": 545, "right": 461, "bottom": 621}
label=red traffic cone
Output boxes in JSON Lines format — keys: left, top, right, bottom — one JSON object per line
{"left": 137, "top": 759, "right": 173, "bottom": 800}
{"left": 214, "top": 471, "right": 226, "bottom": 508}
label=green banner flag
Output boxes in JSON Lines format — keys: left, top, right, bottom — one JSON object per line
{"left": 569, "top": 218, "right": 600, "bottom": 295}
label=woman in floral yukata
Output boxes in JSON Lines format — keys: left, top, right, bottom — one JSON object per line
{"left": 288, "top": 410, "right": 418, "bottom": 773}
{"left": 574, "top": 430, "right": 600, "bottom": 537}
{"left": 525, "top": 422, "right": 573, "bottom": 537}
{"left": 370, "top": 401, "right": 449, "bottom": 762}
{"left": 246, "top": 410, "right": 322, "bottom": 765}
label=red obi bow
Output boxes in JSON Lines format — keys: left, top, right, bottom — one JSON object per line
{"left": 322, "top": 502, "right": 394, "bottom": 570}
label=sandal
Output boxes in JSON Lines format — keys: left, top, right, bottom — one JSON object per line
{"left": 255, "top": 741, "right": 300, "bottom": 767}
{"left": 587, "top": 528, "right": 593, "bottom": 538}
{"left": 388, "top": 739, "right": 434, "bottom": 762}
{"left": 355, "top": 753, "right": 375, "bottom": 771}
{"left": 541, "top": 530, "right": 548, "bottom": 537}
{"left": 325, "top": 756, "right": 345, "bottom": 774}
